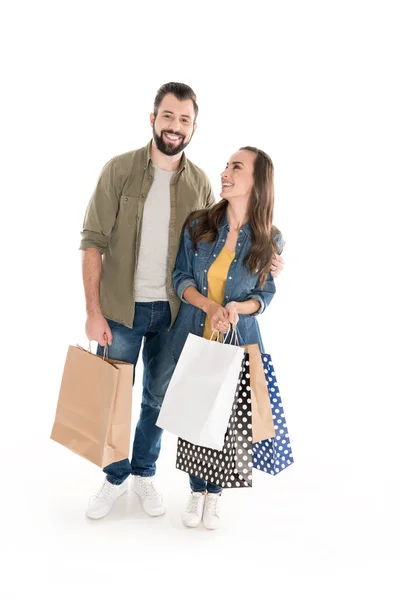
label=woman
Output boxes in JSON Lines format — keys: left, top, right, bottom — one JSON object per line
{"left": 169, "top": 146, "right": 284, "bottom": 530}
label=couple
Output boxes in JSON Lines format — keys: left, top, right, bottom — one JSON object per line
{"left": 80, "top": 82, "right": 284, "bottom": 530}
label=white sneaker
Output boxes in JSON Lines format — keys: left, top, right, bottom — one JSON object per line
{"left": 132, "top": 476, "right": 166, "bottom": 516}
{"left": 182, "top": 492, "right": 206, "bottom": 528}
{"left": 86, "top": 478, "right": 128, "bottom": 520}
{"left": 202, "top": 492, "right": 222, "bottom": 530}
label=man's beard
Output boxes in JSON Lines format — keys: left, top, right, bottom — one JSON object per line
{"left": 152, "top": 126, "right": 192, "bottom": 156}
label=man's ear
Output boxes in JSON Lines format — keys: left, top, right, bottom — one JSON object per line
{"left": 192, "top": 122, "right": 198, "bottom": 135}
{"left": 150, "top": 113, "right": 155, "bottom": 127}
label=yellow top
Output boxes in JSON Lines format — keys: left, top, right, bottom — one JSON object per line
{"left": 203, "top": 246, "right": 235, "bottom": 340}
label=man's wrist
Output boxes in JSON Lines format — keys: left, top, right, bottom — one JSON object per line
{"left": 86, "top": 306, "right": 102, "bottom": 318}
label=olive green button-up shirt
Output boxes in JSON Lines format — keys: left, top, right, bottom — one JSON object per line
{"left": 80, "top": 141, "right": 215, "bottom": 328}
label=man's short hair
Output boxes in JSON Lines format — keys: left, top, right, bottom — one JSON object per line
{"left": 153, "top": 82, "right": 198, "bottom": 121}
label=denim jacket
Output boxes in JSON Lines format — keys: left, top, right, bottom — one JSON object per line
{"left": 168, "top": 210, "right": 283, "bottom": 359}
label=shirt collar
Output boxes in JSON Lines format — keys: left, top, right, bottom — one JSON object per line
{"left": 218, "top": 210, "right": 252, "bottom": 238}
{"left": 144, "top": 140, "right": 187, "bottom": 173}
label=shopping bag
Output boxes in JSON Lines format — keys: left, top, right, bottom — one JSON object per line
{"left": 243, "top": 344, "right": 275, "bottom": 443}
{"left": 50, "top": 345, "right": 133, "bottom": 467}
{"left": 230, "top": 328, "right": 275, "bottom": 443}
{"left": 156, "top": 333, "right": 244, "bottom": 450}
{"left": 252, "top": 354, "right": 293, "bottom": 475}
{"left": 176, "top": 357, "right": 253, "bottom": 488}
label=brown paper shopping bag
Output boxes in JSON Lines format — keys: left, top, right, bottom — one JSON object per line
{"left": 50, "top": 345, "right": 134, "bottom": 467}
{"left": 243, "top": 344, "right": 275, "bottom": 443}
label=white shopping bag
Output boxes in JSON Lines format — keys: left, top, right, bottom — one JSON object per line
{"left": 156, "top": 333, "right": 245, "bottom": 450}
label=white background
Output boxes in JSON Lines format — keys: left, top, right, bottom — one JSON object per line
{"left": 1, "top": 1, "right": 399, "bottom": 598}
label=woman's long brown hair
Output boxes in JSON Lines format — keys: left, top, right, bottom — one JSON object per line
{"left": 185, "top": 146, "right": 280, "bottom": 286}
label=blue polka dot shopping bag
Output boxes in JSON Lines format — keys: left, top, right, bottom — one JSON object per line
{"left": 252, "top": 354, "right": 294, "bottom": 475}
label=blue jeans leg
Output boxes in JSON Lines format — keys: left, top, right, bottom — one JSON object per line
{"left": 131, "top": 329, "right": 177, "bottom": 477}
{"left": 98, "top": 313, "right": 146, "bottom": 485}
{"left": 99, "top": 302, "right": 174, "bottom": 483}
{"left": 189, "top": 475, "right": 222, "bottom": 494}
{"left": 206, "top": 482, "right": 223, "bottom": 494}
{"left": 189, "top": 475, "right": 207, "bottom": 493}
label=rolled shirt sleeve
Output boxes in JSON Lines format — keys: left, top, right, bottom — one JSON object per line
{"left": 79, "top": 158, "right": 120, "bottom": 254}
{"left": 173, "top": 225, "right": 197, "bottom": 302}
{"left": 246, "top": 228, "right": 284, "bottom": 316}
{"left": 247, "top": 271, "right": 276, "bottom": 316}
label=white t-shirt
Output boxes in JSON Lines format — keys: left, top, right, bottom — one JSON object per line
{"left": 134, "top": 166, "right": 174, "bottom": 302}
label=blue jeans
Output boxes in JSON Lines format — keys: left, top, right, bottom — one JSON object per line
{"left": 97, "top": 302, "right": 176, "bottom": 485}
{"left": 189, "top": 475, "right": 222, "bottom": 494}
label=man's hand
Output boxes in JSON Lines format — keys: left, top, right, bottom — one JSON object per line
{"left": 85, "top": 312, "right": 113, "bottom": 346}
{"left": 270, "top": 247, "right": 285, "bottom": 278}
{"left": 206, "top": 302, "right": 230, "bottom": 333}
{"left": 225, "top": 301, "right": 239, "bottom": 326}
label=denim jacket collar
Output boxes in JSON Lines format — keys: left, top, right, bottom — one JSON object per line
{"left": 218, "top": 210, "right": 252, "bottom": 239}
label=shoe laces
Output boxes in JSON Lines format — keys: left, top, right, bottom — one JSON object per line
{"left": 187, "top": 492, "right": 204, "bottom": 515}
{"left": 138, "top": 477, "right": 159, "bottom": 498}
{"left": 95, "top": 480, "right": 114, "bottom": 501}
{"left": 206, "top": 493, "right": 221, "bottom": 517}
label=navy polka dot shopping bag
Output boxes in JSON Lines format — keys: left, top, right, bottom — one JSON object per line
{"left": 252, "top": 353, "right": 294, "bottom": 475}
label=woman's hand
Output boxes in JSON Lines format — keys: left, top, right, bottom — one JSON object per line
{"left": 225, "top": 301, "right": 239, "bottom": 326}
{"left": 206, "top": 302, "right": 230, "bottom": 333}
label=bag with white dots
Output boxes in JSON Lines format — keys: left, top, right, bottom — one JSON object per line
{"left": 252, "top": 354, "right": 294, "bottom": 476}
{"left": 175, "top": 356, "right": 253, "bottom": 489}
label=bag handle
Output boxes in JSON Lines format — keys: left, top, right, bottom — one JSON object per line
{"left": 225, "top": 325, "right": 245, "bottom": 346}
{"left": 210, "top": 330, "right": 225, "bottom": 344}
{"left": 210, "top": 325, "right": 244, "bottom": 346}
{"left": 88, "top": 341, "right": 109, "bottom": 361}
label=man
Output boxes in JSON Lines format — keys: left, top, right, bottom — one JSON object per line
{"left": 80, "top": 82, "right": 284, "bottom": 520}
